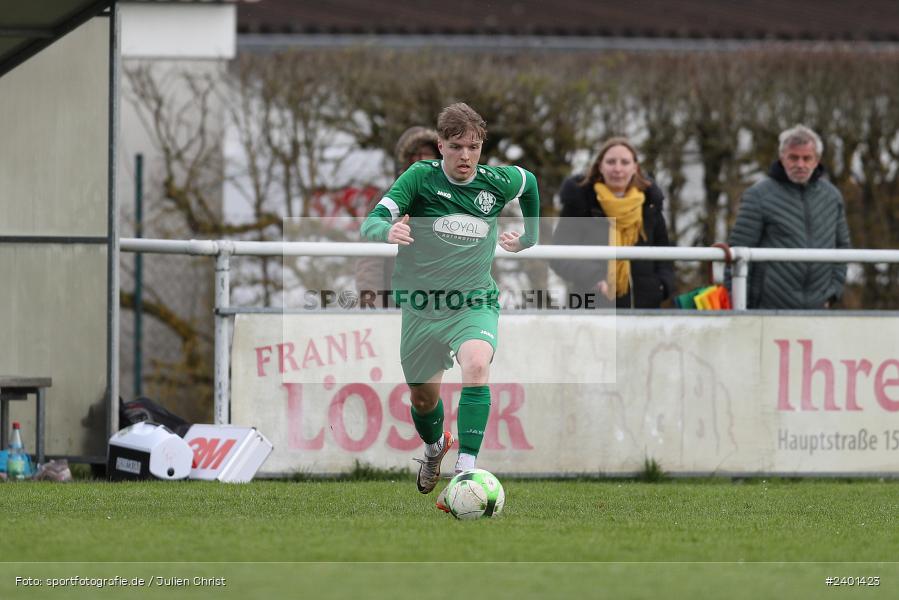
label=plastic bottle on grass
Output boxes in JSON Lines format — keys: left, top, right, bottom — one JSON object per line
{"left": 7, "top": 422, "right": 31, "bottom": 480}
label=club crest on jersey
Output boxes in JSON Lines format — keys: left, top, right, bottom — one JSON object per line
{"left": 474, "top": 190, "right": 496, "bottom": 214}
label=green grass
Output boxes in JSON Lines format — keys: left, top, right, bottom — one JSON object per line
{"left": 2, "top": 479, "right": 898, "bottom": 599}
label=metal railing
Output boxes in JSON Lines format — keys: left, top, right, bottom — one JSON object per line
{"left": 119, "top": 238, "right": 899, "bottom": 425}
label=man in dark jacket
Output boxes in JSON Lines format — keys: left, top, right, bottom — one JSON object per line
{"left": 728, "top": 125, "right": 851, "bottom": 309}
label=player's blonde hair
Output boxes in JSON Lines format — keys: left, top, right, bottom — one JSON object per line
{"left": 437, "top": 102, "right": 487, "bottom": 141}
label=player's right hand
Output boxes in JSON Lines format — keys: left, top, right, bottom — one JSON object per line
{"left": 387, "top": 214, "right": 414, "bottom": 245}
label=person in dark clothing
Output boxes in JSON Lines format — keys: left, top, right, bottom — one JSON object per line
{"left": 727, "top": 124, "right": 851, "bottom": 309}
{"left": 551, "top": 137, "right": 674, "bottom": 309}
{"left": 355, "top": 126, "right": 440, "bottom": 307}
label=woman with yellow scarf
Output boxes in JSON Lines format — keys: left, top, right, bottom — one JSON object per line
{"left": 551, "top": 137, "right": 674, "bottom": 308}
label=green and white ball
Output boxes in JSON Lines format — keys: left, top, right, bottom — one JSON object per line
{"left": 445, "top": 469, "right": 505, "bottom": 520}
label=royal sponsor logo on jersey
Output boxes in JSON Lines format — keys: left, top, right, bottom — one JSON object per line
{"left": 433, "top": 213, "right": 489, "bottom": 247}
{"left": 437, "top": 190, "right": 452, "bottom": 199}
{"left": 475, "top": 190, "right": 496, "bottom": 214}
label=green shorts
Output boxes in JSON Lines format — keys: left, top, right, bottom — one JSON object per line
{"left": 400, "top": 304, "right": 499, "bottom": 385}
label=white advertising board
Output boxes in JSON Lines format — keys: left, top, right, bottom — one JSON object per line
{"left": 184, "top": 425, "right": 273, "bottom": 483}
{"left": 231, "top": 314, "right": 899, "bottom": 476}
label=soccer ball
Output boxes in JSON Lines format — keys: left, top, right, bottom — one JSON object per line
{"left": 444, "top": 469, "right": 505, "bottom": 520}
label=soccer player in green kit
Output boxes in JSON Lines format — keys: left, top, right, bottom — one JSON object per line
{"left": 360, "top": 103, "right": 540, "bottom": 511}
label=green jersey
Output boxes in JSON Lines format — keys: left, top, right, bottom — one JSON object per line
{"left": 361, "top": 159, "right": 540, "bottom": 317}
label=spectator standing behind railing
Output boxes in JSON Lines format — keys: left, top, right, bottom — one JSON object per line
{"left": 727, "top": 125, "right": 851, "bottom": 309}
{"left": 355, "top": 127, "right": 440, "bottom": 307}
{"left": 550, "top": 137, "right": 674, "bottom": 308}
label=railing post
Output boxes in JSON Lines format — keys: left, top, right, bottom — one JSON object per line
{"left": 133, "top": 153, "right": 144, "bottom": 399}
{"left": 214, "top": 242, "right": 234, "bottom": 425}
{"left": 732, "top": 247, "right": 749, "bottom": 310}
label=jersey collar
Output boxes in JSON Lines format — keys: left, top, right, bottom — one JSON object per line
{"left": 441, "top": 160, "right": 477, "bottom": 186}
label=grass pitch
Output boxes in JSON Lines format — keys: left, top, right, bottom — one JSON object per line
{"left": 2, "top": 477, "right": 898, "bottom": 599}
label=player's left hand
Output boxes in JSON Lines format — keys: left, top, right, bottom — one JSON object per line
{"left": 499, "top": 231, "right": 523, "bottom": 252}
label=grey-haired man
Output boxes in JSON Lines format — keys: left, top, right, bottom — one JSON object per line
{"left": 728, "top": 124, "right": 851, "bottom": 309}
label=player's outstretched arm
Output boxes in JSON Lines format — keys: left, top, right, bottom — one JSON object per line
{"left": 501, "top": 168, "right": 540, "bottom": 253}
{"left": 361, "top": 167, "right": 420, "bottom": 243}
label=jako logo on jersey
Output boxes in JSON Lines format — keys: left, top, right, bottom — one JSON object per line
{"left": 433, "top": 213, "right": 489, "bottom": 247}
{"left": 437, "top": 190, "right": 452, "bottom": 199}
{"left": 475, "top": 190, "right": 496, "bottom": 214}
{"left": 479, "top": 329, "right": 495, "bottom": 339}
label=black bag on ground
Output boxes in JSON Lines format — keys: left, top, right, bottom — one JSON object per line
{"left": 119, "top": 396, "right": 192, "bottom": 437}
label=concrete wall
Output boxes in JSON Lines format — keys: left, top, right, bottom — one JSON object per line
{"left": 0, "top": 18, "right": 110, "bottom": 458}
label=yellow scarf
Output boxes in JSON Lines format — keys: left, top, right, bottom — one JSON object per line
{"left": 594, "top": 183, "right": 646, "bottom": 298}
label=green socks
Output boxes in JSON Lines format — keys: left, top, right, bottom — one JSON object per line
{"left": 458, "top": 385, "right": 491, "bottom": 457}
{"left": 411, "top": 387, "right": 491, "bottom": 455}
{"left": 411, "top": 397, "right": 444, "bottom": 445}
